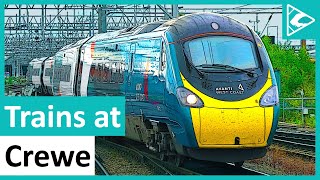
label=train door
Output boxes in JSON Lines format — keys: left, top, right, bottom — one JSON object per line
{"left": 42, "top": 57, "right": 54, "bottom": 95}
{"left": 66, "top": 48, "right": 78, "bottom": 96}
{"left": 79, "top": 43, "right": 93, "bottom": 96}
{"left": 130, "top": 38, "right": 164, "bottom": 117}
{"left": 40, "top": 57, "right": 48, "bottom": 95}
{"left": 148, "top": 39, "right": 165, "bottom": 118}
{"left": 125, "top": 43, "right": 137, "bottom": 114}
{"left": 156, "top": 40, "right": 167, "bottom": 117}
{"left": 31, "top": 60, "right": 42, "bottom": 87}
{"left": 52, "top": 48, "right": 77, "bottom": 96}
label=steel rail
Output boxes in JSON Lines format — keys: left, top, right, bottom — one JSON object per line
{"left": 273, "top": 129, "right": 315, "bottom": 158}
{"left": 95, "top": 154, "right": 109, "bottom": 175}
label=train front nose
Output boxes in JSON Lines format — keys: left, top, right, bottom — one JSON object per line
{"left": 181, "top": 73, "right": 277, "bottom": 148}
{"left": 197, "top": 107, "right": 270, "bottom": 146}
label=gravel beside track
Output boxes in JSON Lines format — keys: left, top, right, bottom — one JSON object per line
{"left": 96, "top": 137, "right": 160, "bottom": 175}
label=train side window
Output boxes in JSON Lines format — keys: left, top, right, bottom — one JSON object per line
{"left": 133, "top": 38, "right": 161, "bottom": 74}
{"left": 89, "top": 42, "right": 126, "bottom": 84}
{"left": 44, "top": 67, "right": 53, "bottom": 76}
{"left": 32, "top": 68, "right": 40, "bottom": 76}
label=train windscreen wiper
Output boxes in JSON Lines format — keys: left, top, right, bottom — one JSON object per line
{"left": 191, "top": 63, "right": 205, "bottom": 78}
{"left": 196, "top": 64, "right": 257, "bottom": 77}
{"left": 182, "top": 49, "right": 205, "bottom": 78}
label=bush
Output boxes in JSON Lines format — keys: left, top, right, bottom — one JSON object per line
{"left": 262, "top": 37, "right": 315, "bottom": 127}
{"left": 5, "top": 76, "right": 27, "bottom": 86}
{"left": 262, "top": 37, "right": 315, "bottom": 97}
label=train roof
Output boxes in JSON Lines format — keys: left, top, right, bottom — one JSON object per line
{"left": 59, "top": 37, "right": 91, "bottom": 51}
{"left": 28, "top": 57, "right": 47, "bottom": 66}
{"left": 118, "top": 21, "right": 166, "bottom": 37}
{"left": 30, "top": 57, "right": 48, "bottom": 62}
{"left": 86, "top": 29, "right": 128, "bottom": 44}
{"left": 44, "top": 57, "right": 54, "bottom": 62}
{"left": 84, "top": 13, "right": 253, "bottom": 45}
{"left": 85, "top": 20, "right": 166, "bottom": 44}
{"left": 163, "top": 12, "right": 253, "bottom": 42}
{"left": 55, "top": 13, "right": 254, "bottom": 52}
{"left": 55, "top": 20, "right": 166, "bottom": 52}
{"left": 30, "top": 59, "right": 39, "bottom": 63}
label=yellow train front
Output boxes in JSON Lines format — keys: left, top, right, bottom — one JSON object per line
{"left": 132, "top": 13, "right": 280, "bottom": 166}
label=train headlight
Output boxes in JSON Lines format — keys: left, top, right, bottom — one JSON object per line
{"left": 176, "top": 87, "right": 204, "bottom": 108}
{"left": 260, "top": 86, "right": 279, "bottom": 107}
{"left": 187, "top": 94, "right": 198, "bottom": 105}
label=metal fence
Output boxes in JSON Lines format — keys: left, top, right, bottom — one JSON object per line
{"left": 279, "top": 97, "right": 315, "bottom": 127}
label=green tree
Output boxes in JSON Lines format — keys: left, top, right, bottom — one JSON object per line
{"left": 262, "top": 37, "right": 315, "bottom": 127}
{"left": 262, "top": 36, "right": 315, "bottom": 97}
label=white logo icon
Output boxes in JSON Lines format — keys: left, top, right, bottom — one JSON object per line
{"left": 287, "top": 4, "right": 315, "bottom": 36}
{"left": 238, "top": 84, "right": 244, "bottom": 91}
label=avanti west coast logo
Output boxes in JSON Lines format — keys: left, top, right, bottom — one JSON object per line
{"left": 215, "top": 84, "right": 244, "bottom": 95}
{"left": 287, "top": 4, "right": 315, "bottom": 36}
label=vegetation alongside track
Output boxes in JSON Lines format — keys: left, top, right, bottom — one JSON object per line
{"left": 5, "top": 76, "right": 27, "bottom": 86}
{"left": 262, "top": 37, "right": 315, "bottom": 127}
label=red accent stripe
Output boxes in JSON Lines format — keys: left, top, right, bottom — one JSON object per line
{"left": 90, "top": 42, "right": 96, "bottom": 58}
{"left": 143, "top": 74, "right": 148, "bottom": 101}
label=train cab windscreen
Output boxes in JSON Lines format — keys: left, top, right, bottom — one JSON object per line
{"left": 183, "top": 36, "right": 259, "bottom": 71}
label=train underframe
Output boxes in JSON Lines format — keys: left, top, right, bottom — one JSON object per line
{"left": 125, "top": 115, "right": 267, "bottom": 167}
{"left": 125, "top": 115, "right": 186, "bottom": 166}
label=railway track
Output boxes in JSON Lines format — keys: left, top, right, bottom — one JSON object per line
{"left": 5, "top": 84, "right": 26, "bottom": 96}
{"left": 277, "top": 122, "right": 315, "bottom": 133}
{"left": 95, "top": 154, "right": 109, "bottom": 175}
{"left": 98, "top": 137, "right": 267, "bottom": 175}
{"left": 277, "top": 122, "right": 299, "bottom": 130}
{"left": 273, "top": 130, "right": 315, "bottom": 158}
{"left": 182, "top": 159, "right": 267, "bottom": 175}
{"left": 100, "top": 138, "right": 198, "bottom": 175}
